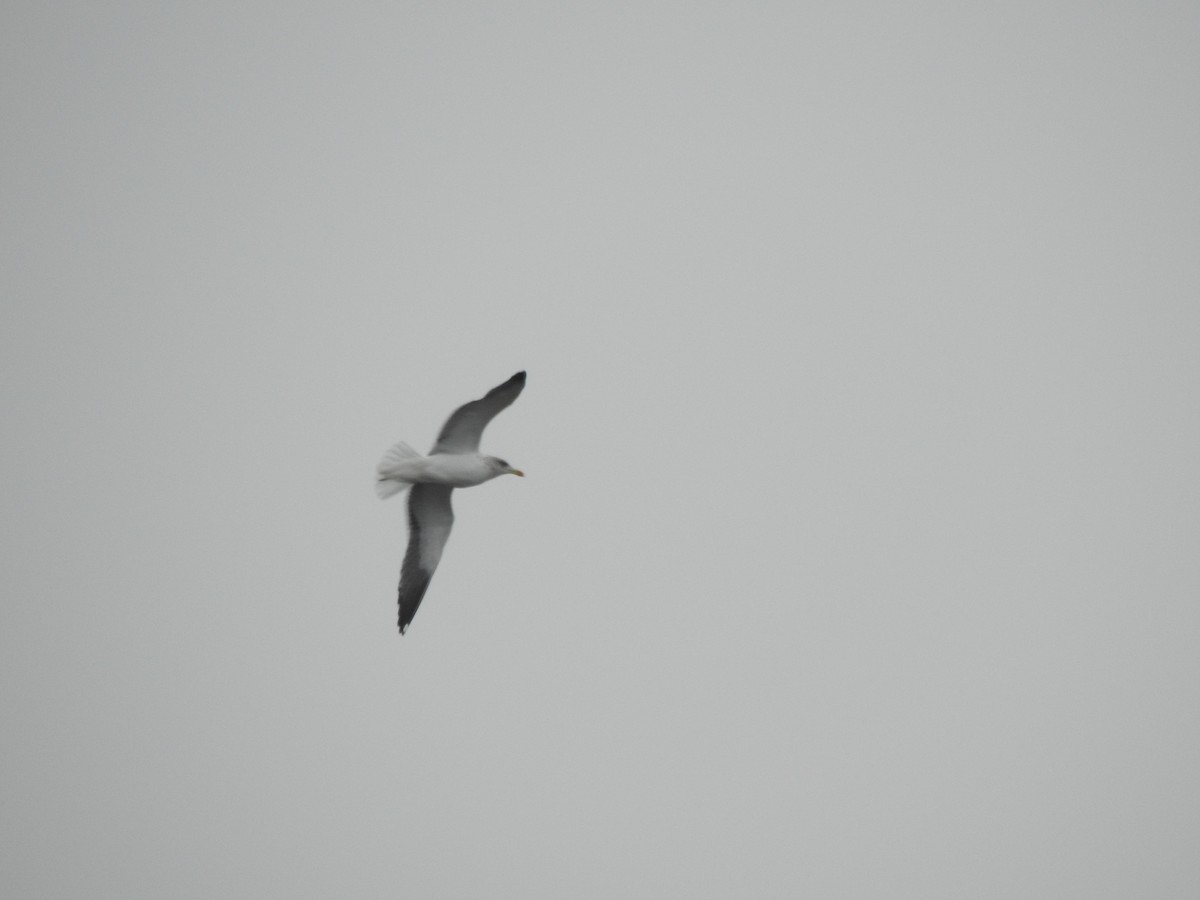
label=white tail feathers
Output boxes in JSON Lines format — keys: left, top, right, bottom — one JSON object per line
{"left": 376, "top": 478, "right": 411, "bottom": 500}
{"left": 376, "top": 440, "right": 421, "bottom": 500}
{"left": 377, "top": 440, "right": 420, "bottom": 473}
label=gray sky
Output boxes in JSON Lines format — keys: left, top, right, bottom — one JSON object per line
{"left": 3, "top": 2, "right": 1198, "bottom": 897}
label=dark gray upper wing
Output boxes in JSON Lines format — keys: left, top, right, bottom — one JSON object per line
{"left": 397, "top": 484, "right": 454, "bottom": 634}
{"left": 430, "top": 371, "right": 526, "bottom": 454}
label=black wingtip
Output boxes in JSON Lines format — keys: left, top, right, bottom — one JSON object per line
{"left": 487, "top": 371, "right": 526, "bottom": 395}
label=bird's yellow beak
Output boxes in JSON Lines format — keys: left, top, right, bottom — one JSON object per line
{"left": 510, "top": 469, "right": 525, "bottom": 477}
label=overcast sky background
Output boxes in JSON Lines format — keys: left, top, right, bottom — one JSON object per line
{"left": 3, "top": 2, "right": 1199, "bottom": 897}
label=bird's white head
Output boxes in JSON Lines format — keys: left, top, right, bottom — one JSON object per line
{"left": 486, "top": 456, "right": 524, "bottom": 478}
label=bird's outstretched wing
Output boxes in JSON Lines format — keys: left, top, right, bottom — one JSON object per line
{"left": 431, "top": 371, "right": 526, "bottom": 454}
{"left": 398, "top": 484, "right": 455, "bottom": 634}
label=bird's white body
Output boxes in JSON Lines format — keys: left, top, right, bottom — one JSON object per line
{"left": 379, "top": 448, "right": 500, "bottom": 489}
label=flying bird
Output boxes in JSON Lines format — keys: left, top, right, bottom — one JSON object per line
{"left": 376, "top": 371, "right": 527, "bottom": 634}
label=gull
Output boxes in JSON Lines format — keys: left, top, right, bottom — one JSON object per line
{"left": 376, "top": 371, "right": 526, "bottom": 634}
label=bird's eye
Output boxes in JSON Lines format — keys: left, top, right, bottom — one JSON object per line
{"left": 496, "top": 459, "right": 508, "bottom": 468}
